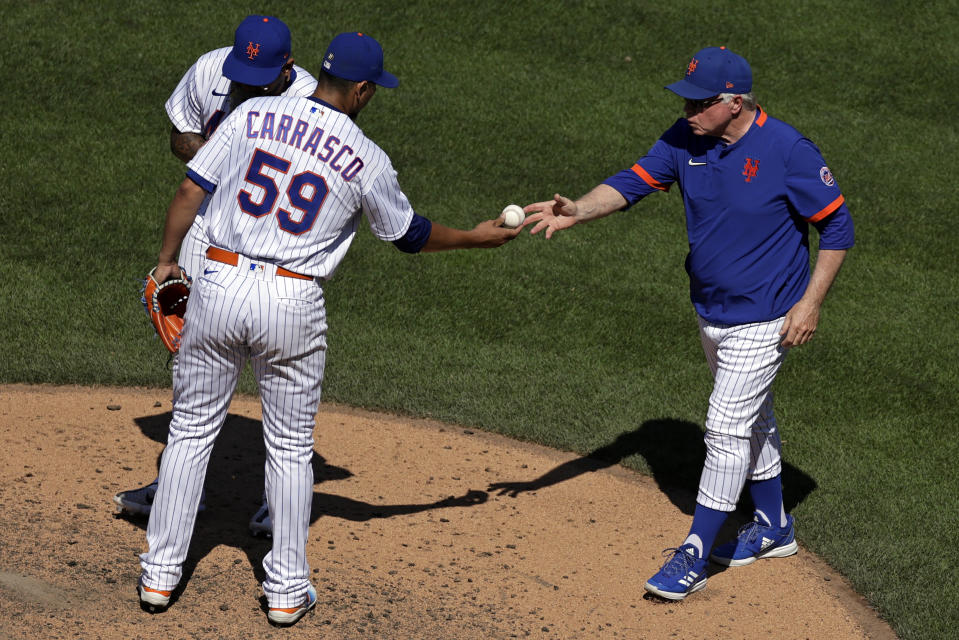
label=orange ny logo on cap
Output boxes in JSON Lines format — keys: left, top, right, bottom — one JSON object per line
{"left": 246, "top": 42, "right": 260, "bottom": 60}
{"left": 687, "top": 58, "right": 699, "bottom": 75}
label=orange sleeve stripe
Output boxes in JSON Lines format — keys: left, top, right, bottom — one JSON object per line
{"left": 807, "top": 195, "right": 844, "bottom": 223}
{"left": 631, "top": 163, "right": 669, "bottom": 191}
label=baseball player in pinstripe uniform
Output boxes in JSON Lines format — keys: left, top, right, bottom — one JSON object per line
{"left": 114, "top": 15, "right": 316, "bottom": 538}
{"left": 137, "top": 32, "right": 520, "bottom": 625}
{"left": 523, "top": 46, "right": 854, "bottom": 600}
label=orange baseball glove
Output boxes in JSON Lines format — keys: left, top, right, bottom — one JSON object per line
{"left": 141, "top": 267, "right": 191, "bottom": 353}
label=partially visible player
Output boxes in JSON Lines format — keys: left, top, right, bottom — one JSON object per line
{"left": 165, "top": 14, "right": 317, "bottom": 280}
{"left": 523, "top": 46, "right": 854, "bottom": 601}
{"left": 137, "top": 32, "right": 520, "bottom": 625}
{"left": 114, "top": 15, "right": 316, "bottom": 537}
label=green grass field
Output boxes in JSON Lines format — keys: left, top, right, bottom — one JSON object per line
{"left": 2, "top": 2, "right": 957, "bottom": 638}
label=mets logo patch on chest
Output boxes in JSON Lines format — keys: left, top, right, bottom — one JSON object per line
{"left": 742, "top": 158, "right": 760, "bottom": 182}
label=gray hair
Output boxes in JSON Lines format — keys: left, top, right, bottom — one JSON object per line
{"left": 721, "top": 92, "right": 757, "bottom": 109}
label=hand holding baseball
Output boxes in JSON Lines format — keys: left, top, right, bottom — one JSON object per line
{"left": 500, "top": 204, "right": 526, "bottom": 229}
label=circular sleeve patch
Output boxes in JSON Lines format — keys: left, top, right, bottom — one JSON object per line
{"left": 819, "top": 166, "right": 835, "bottom": 186}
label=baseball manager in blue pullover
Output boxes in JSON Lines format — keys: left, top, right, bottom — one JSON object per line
{"left": 522, "top": 46, "right": 854, "bottom": 600}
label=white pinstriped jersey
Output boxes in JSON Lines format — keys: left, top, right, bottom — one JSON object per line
{"left": 186, "top": 95, "right": 415, "bottom": 279}
{"left": 165, "top": 48, "right": 317, "bottom": 277}
{"left": 165, "top": 46, "right": 317, "bottom": 139}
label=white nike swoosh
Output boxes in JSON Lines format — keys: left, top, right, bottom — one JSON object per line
{"left": 688, "top": 159, "right": 707, "bottom": 166}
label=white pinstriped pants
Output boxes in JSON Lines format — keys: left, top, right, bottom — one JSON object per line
{"left": 696, "top": 315, "right": 788, "bottom": 512}
{"left": 169, "top": 216, "right": 208, "bottom": 395}
{"left": 140, "top": 259, "right": 326, "bottom": 609}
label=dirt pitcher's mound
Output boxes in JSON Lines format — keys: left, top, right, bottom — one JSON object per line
{"left": 0, "top": 385, "right": 893, "bottom": 639}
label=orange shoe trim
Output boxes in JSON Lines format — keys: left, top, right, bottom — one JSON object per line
{"left": 270, "top": 605, "right": 303, "bottom": 614}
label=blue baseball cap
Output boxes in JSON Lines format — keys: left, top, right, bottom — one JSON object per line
{"left": 665, "top": 46, "right": 752, "bottom": 99}
{"left": 322, "top": 32, "right": 399, "bottom": 88}
{"left": 222, "top": 15, "right": 292, "bottom": 86}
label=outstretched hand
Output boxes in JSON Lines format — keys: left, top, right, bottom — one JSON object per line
{"left": 522, "top": 193, "right": 579, "bottom": 239}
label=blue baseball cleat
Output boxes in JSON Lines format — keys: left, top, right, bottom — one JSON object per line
{"left": 644, "top": 545, "right": 708, "bottom": 600}
{"left": 710, "top": 513, "right": 798, "bottom": 566}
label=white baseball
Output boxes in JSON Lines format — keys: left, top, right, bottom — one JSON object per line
{"left": 501, "top": 204, "right": 525, "bottom": 229}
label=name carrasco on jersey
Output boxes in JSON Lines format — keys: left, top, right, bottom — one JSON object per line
{"left": 244, "top": 110, "right": 364, "bottom": 182}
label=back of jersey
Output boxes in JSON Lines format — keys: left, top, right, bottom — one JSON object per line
{"left": 186, "top": 94, "right": 411, "bottom": 279}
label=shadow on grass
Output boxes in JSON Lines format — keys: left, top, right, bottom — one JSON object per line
{"left": 119, "top": 410, "right": 488, "bottom": 597}
{"left": 488, "top": 418, "right": 818, "bottom": 521}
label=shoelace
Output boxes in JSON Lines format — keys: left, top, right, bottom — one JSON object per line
{"left": 660, "top": 547, "right": 698, "bottom": 576}
{"left": 739, "top": 521, "right": 761, "bottom": 543}
{"left": 738, "top": 519, "right": 775, "bottom": 544}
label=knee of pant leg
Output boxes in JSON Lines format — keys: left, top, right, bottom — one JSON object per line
{"left": 706, "top": 384, "right": 778, "bottom": 439}
{"left": 264, "top": 429, "right": 316, "bottom": 462}
{"left": 705, "top": 400, "right": 756, "bottom": 439}
{"left": 700, "top": 431, "right": 751, "bottom": 510}
{"left": 703, "top": 430, "right": 750, "bottom": 463}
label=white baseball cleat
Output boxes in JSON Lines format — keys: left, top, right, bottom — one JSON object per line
{"left": 267, "top": 585, "right": 317, "bottom": 626}
{"left": 138, "top": 579, "right": 173, "bottom": 612}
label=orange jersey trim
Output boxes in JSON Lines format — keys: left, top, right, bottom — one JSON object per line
{"left": 807, "top": 194, "right": 844, "bottom": 223}
{"left": 756, "top": 106, "right": 767, "bottom": 127}
{"left": 631, "top": 163, "right": 670, "bottom": 191}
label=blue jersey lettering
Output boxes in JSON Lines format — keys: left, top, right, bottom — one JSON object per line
{"left": 259, "top": 112, "right": 275, "bottom": 140}
{"left": 318, "top": 135, "right": 339, "bottom": 162}
{"left": 275, "top": 115, "right": 293, "bottom": 143}
{"left": 246, "top": 111, "right": 260, "bottom": 138}
{"left": 289, "top": 120, "right": 309, "bottom": 149}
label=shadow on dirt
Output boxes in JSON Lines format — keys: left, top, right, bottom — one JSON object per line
{"left": 487, "top": 418, "right": 817, "bottom": 525}
{"left": 119, "top": 411, "right": 489, "bottom": 595}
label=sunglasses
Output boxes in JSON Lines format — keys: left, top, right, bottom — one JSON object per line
{"left": 684, "top": 96, "right": 724, "bottom": 112}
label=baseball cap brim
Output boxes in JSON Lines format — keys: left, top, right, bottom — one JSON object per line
{"left": 371, "top": 70, "right": 399, "bottom": 88}
{"left": 665, "top": 79, "right": 719, "bottom": 100}
{"left": 222, "top": 55, "right": 285, "bottom": 86}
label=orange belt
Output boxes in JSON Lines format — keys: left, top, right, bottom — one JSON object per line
{"left": 206, "top": 247, "right": 313, "bottom": 281}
